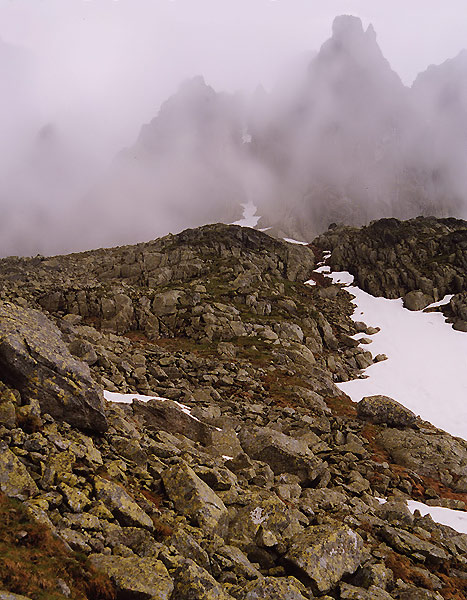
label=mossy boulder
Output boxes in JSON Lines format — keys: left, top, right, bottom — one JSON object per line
{"left": 162, "top": 461, "right": 228, "bottom": 535}
{"left": 171, "top": 559, "right": 233, "bottom": 600}
{"left": 0, "top": 441, "right": 38, "bottom": 500}
{"left": 284, "top": 522, "right": 366, "bottom": 595}
{"left": 89, "top": 554, "right": 173, "bottom": 599}
{"left": 94, "top": 476, "right": 153, "bottom": 529}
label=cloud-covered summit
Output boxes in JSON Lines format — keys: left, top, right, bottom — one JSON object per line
{"left": 2, "top": 15, "right": 467, "bottom": 256}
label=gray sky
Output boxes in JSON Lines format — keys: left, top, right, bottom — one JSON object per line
{"left": 2, "top": 0, "right": 467, "bottom": 154}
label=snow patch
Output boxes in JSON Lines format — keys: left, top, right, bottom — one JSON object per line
{"left": 283, "top": 237, "right": 309, "bottom": 245}
{"left": 103, "top": 390, "right": 200, "bottom": 421}
{"left": 232, "top": 201, "right": 260, "bottom": 228}
{"left": 329, "top": 274, "right": 467, "bottom": 440}
{"left": 377, "top": 497, "right": 467, "bottom": 535}
{"left": 407, "top": 500, "right": 467, "bottom": 534}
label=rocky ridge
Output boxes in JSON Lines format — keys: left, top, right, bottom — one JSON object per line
{"left": 0, "top": 222, "right": 466, "bottom": 599}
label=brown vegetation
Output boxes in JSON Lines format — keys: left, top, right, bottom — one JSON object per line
{"left": 0, "top": 493, "right": 115, "bottom": 600}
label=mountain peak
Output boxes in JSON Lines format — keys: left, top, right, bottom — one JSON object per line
{"left": 331, "top": 15, "right": 364, "bottom": 40}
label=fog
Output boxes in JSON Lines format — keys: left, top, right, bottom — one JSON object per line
{"left": 1, "top": 2, "right": 467, "bottom": 256}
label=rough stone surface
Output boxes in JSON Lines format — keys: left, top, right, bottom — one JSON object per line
{"left": 0, "top": 302, "right": 107, "bottom": 432}
{"left": 284, "top": 523, "right": 365, "bottom": 594}
{"left": 0, "top": 441, "right": 38, "bottom": 500}
{"left": 239, "top": 427, "right": 324, "bottom": 484}
{"left": 239, "top": 577, "right": 308, "bottom": 599}
{"left": 132, "top": 397, "right": 215, "bottom": 445}
{"left": 171, "top": 559, "right": 233, "bottom": 600}
{"left": 94, "top": 476, "right": 153, "bottom": 529}
{"left": 162, "top": 461, "right": 228, "bottom": 534}
{"left": 357, "top": 395, "right": 417, "bottom": 428}
{"left": 403, "top": 290, "right": 433, "bottom": 311}
{"left": 89, "top": 554, "right": 173, "bottom": 599}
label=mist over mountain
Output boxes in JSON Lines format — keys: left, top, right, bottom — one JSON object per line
{"left": 2, "top": 15, "right": 467, "bottom": 256}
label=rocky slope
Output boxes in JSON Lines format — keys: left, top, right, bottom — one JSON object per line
{"left": 0, "top": 222, "right": 466, "bottom": 599}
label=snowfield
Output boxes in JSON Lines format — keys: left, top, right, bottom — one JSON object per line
{"left": 322, "top": 271, "right": 467, "bottom": 441}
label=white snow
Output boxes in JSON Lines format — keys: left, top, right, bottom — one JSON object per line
{"left": 283, "top": 237, "right": 309, "bottom": 245}
{"left": 305, "top": 278, "right": 317, "bottom": 286}
{"left": 323, "top": 270, "right": 467, "bottom": 440}
{"left": 103, "top": 390, "right": 200, "bottom": 421}
{"left": 328, "top": 270, "right": 354, "bottom": 285}
{"left": 377, "top": 497, "right": 467, "bottom": 535}
{"left": 407, "top": 500, "right": 467, "bottom": 534}
{"left": 232, "top": 201, "right": 260, "bottom": 228}
{"left": 314, "top": 265, "right": 331, "bottom": 274}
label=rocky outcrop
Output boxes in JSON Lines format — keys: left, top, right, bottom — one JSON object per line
{"left": 314, "top": 217, "right": 467, "bottom": 326}
{"left": 0, "top": 302, "right": 107, "bottom": 432}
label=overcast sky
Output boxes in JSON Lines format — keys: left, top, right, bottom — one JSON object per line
{"left": 2, "top": 0, "right": 467, "bottom": 153}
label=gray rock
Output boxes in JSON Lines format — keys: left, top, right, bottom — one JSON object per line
{"left": 284, "top": 523, "right": 366, "bottom": 595}
{"left": 162, "top": 461, "right": 228, "bottom": 535}
{"left": 89, "top": 554, "right": 173, "bottom": 599}
{"left": 376, "top": 427, "right": 467, "bottom": 490}
{"left": 169, "top": 530, "right": 210, "bottom": 570}
{"left": 357, "top": 395, "right": 417, "bottom": 428}
{"left": 0, "top": 302, "right": 107, "bottom": 432}
{"left": 94, "top": 476, "right": 153, "bottom": 529}
{"left": 403, "top": 290, "right": 433, "bottom": 311}
{"left": 239, "top": 427, "right": 324, "bottom": 484}
{"left": 171, "top": 558, "right": 233, "bottom": 599}
{"left": 0, "top": 441, "right": 38, "bottom": 500}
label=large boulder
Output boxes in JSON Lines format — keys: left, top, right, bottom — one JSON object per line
{"left": 403, "top": 290, "right": 433, "bottom": 311}
{"left": 94, "top": 476, "right": 153, "bottom": 529}
{"left": 132, "top": 397, "right": 214, "bottom": 445}
{"left": 357, "top": 395, "right": 417, "bottom": 428}
{"left": 0, "top": 302, "right": 107, "bottom": 432}
{"left": 376, "top": 427, "right": 467, "bottom": 491}
{"left": 238, "top": 427, "right": 325, "bottom": 484}
{"left": 283, "top": 523, "right": 366, "bottom": 595}
{"left": 162, "top": 461, "right": 228, "bottom": 535}
{"left": 89, "top": 554, "right": 173, "bottom": 600}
